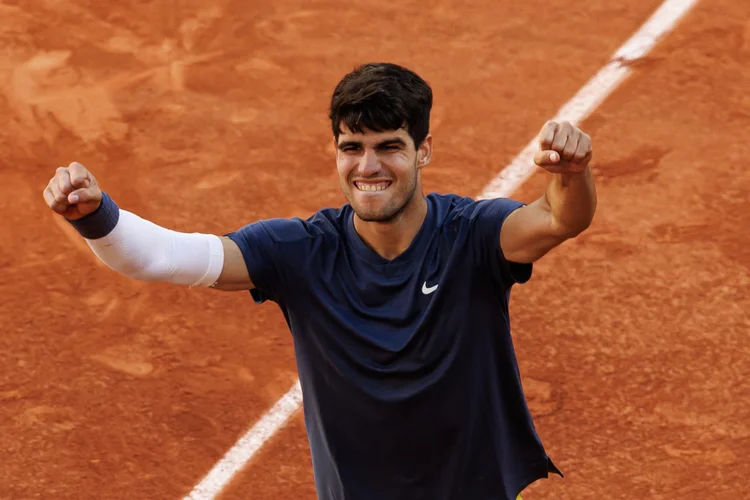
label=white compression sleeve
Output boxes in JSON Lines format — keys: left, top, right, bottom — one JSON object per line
{"left": 85, "top": 209, "right": 225, "bottom": 287}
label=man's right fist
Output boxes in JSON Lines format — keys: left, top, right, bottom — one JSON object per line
{"left": 43, "top": 162, "right": 102, "bottom": 220}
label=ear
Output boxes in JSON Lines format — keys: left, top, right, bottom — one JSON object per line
{"left": 416, "top": 134, "right": 433, "bottom": 168}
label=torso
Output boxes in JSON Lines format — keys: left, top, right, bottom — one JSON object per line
{"left": 229, "top": 193, "right": 561, "bottom": 500}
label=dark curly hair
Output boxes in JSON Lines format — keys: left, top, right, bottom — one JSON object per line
{"left": 329, "top": 63, "right": 433, "bottom": 148}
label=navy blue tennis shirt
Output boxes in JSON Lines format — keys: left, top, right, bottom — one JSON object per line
{"left": 227, "top": 193, "right": 562, "bottom": 500}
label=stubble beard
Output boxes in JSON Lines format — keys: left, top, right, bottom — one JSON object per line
{"left": 350, "top": 162, "right": 419, "bottom": 223}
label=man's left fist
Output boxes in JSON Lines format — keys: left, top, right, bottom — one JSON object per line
{"left": 533, "top": 121, "right": 593, "bottom": 173}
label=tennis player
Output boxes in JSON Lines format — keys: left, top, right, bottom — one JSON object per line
{"left": 44, "top": 62, "right": 596, "bottom": 500}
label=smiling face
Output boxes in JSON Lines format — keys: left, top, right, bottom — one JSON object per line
{"left": 336, "top": 125, "right": 432, "bottom": 222}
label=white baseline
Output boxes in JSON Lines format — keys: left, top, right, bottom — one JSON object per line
{"left": 184, "top": 1, "right": 700, "bottom": 498}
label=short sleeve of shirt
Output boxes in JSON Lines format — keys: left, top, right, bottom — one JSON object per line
{"left": 470, "top": 197, "right": 533, "bottom": 286}
{"left": 225, "top": 218, "right": 313, "bottom": 304}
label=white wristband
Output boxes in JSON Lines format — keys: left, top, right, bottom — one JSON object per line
{"left": 85, "top": 209, "right": 225, "bottom": 287}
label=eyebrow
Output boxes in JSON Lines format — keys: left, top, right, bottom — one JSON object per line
{"left": 337, "top": 140, "right": 362, "bottom": 150}
{"left": 377, "top": 138, "right": 407, "bottom": 149}
{"left": 337, "top": 138, "right": 407, "bottom": 150}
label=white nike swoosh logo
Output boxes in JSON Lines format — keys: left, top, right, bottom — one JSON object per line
{"left": 422, "top": 282, "right": 438, "bottom": 295}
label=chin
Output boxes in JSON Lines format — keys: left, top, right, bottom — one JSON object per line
{"left": 352, "top": 201, "right": 405, "bottom": 223}
{"left": 354, "top": 210, "right": 395, "bottom": 223}
{"left": 347, "top": 186, "right": 415, "bottom": 223}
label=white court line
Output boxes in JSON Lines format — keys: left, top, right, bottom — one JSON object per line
{"left": 184, "top": 1, "right": 699, "bottom": 498}
{"left": 185, "top": 380, "right": 302, "bottom": 500}
{"left": 478, "top": 0, "right": 699, "bottom": 200}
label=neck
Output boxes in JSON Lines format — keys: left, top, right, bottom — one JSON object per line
{"left": 353, "top": 194, "right": 428, "bottom": 261}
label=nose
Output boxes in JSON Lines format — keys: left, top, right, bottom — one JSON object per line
{"left": 356, "top": 149, "right": 381, "bottom": 177}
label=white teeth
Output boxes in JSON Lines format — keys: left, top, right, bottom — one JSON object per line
{"left": 356, "top": 182, "right": 389, "bottom": 192}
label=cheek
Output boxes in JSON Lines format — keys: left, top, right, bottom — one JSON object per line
{"left": 336, "top": 159, "right": 354, "bottom": 184}
{"left": 389, "top": 157, "right": 417, "bottom": 182}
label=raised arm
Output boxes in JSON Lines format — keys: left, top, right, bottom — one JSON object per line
{"left": 43, "top": 162, "right": 253, "bottom": 292}
{"left": 499, "top": 121, "right": 597, "bottom": 264}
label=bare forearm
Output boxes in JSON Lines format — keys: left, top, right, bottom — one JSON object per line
{"left": 499, "top": 121, "right": 596, "bottom": 264}
{"left": 545, "top": 166, "right": 597, "bottom": 237}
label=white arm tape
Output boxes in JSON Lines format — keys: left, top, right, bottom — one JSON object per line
{"left": 85, "top": 210, "right": 225, "bottom": 287}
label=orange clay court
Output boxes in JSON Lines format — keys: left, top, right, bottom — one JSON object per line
{"left": 1, "top": 0, "right": 749, "bottom": 499}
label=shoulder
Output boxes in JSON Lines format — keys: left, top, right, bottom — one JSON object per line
{"left": 426, "top": 192, "right": 474, "bottom": 223}
{"left": 250, "top": 205, "right": 349, "bottom": 242}
{"left": 306, "top": 204, "right": 350, "bottom": 229}
{"left": 427, "top": 193, "right": 526, "bottom": 248}
{"left": 427, "top": 192, "right": 523, "bottom": 224}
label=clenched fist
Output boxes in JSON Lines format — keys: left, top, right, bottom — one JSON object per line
{"left": 43, "top": 162, "right": 102, "bottom": 220}
{"left": 533, "top": 121, "right": 593, "bottom": 174}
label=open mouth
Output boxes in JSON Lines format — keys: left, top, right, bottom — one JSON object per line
{"left": 354, "top": 181, "right": 392, "bottom": 192}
